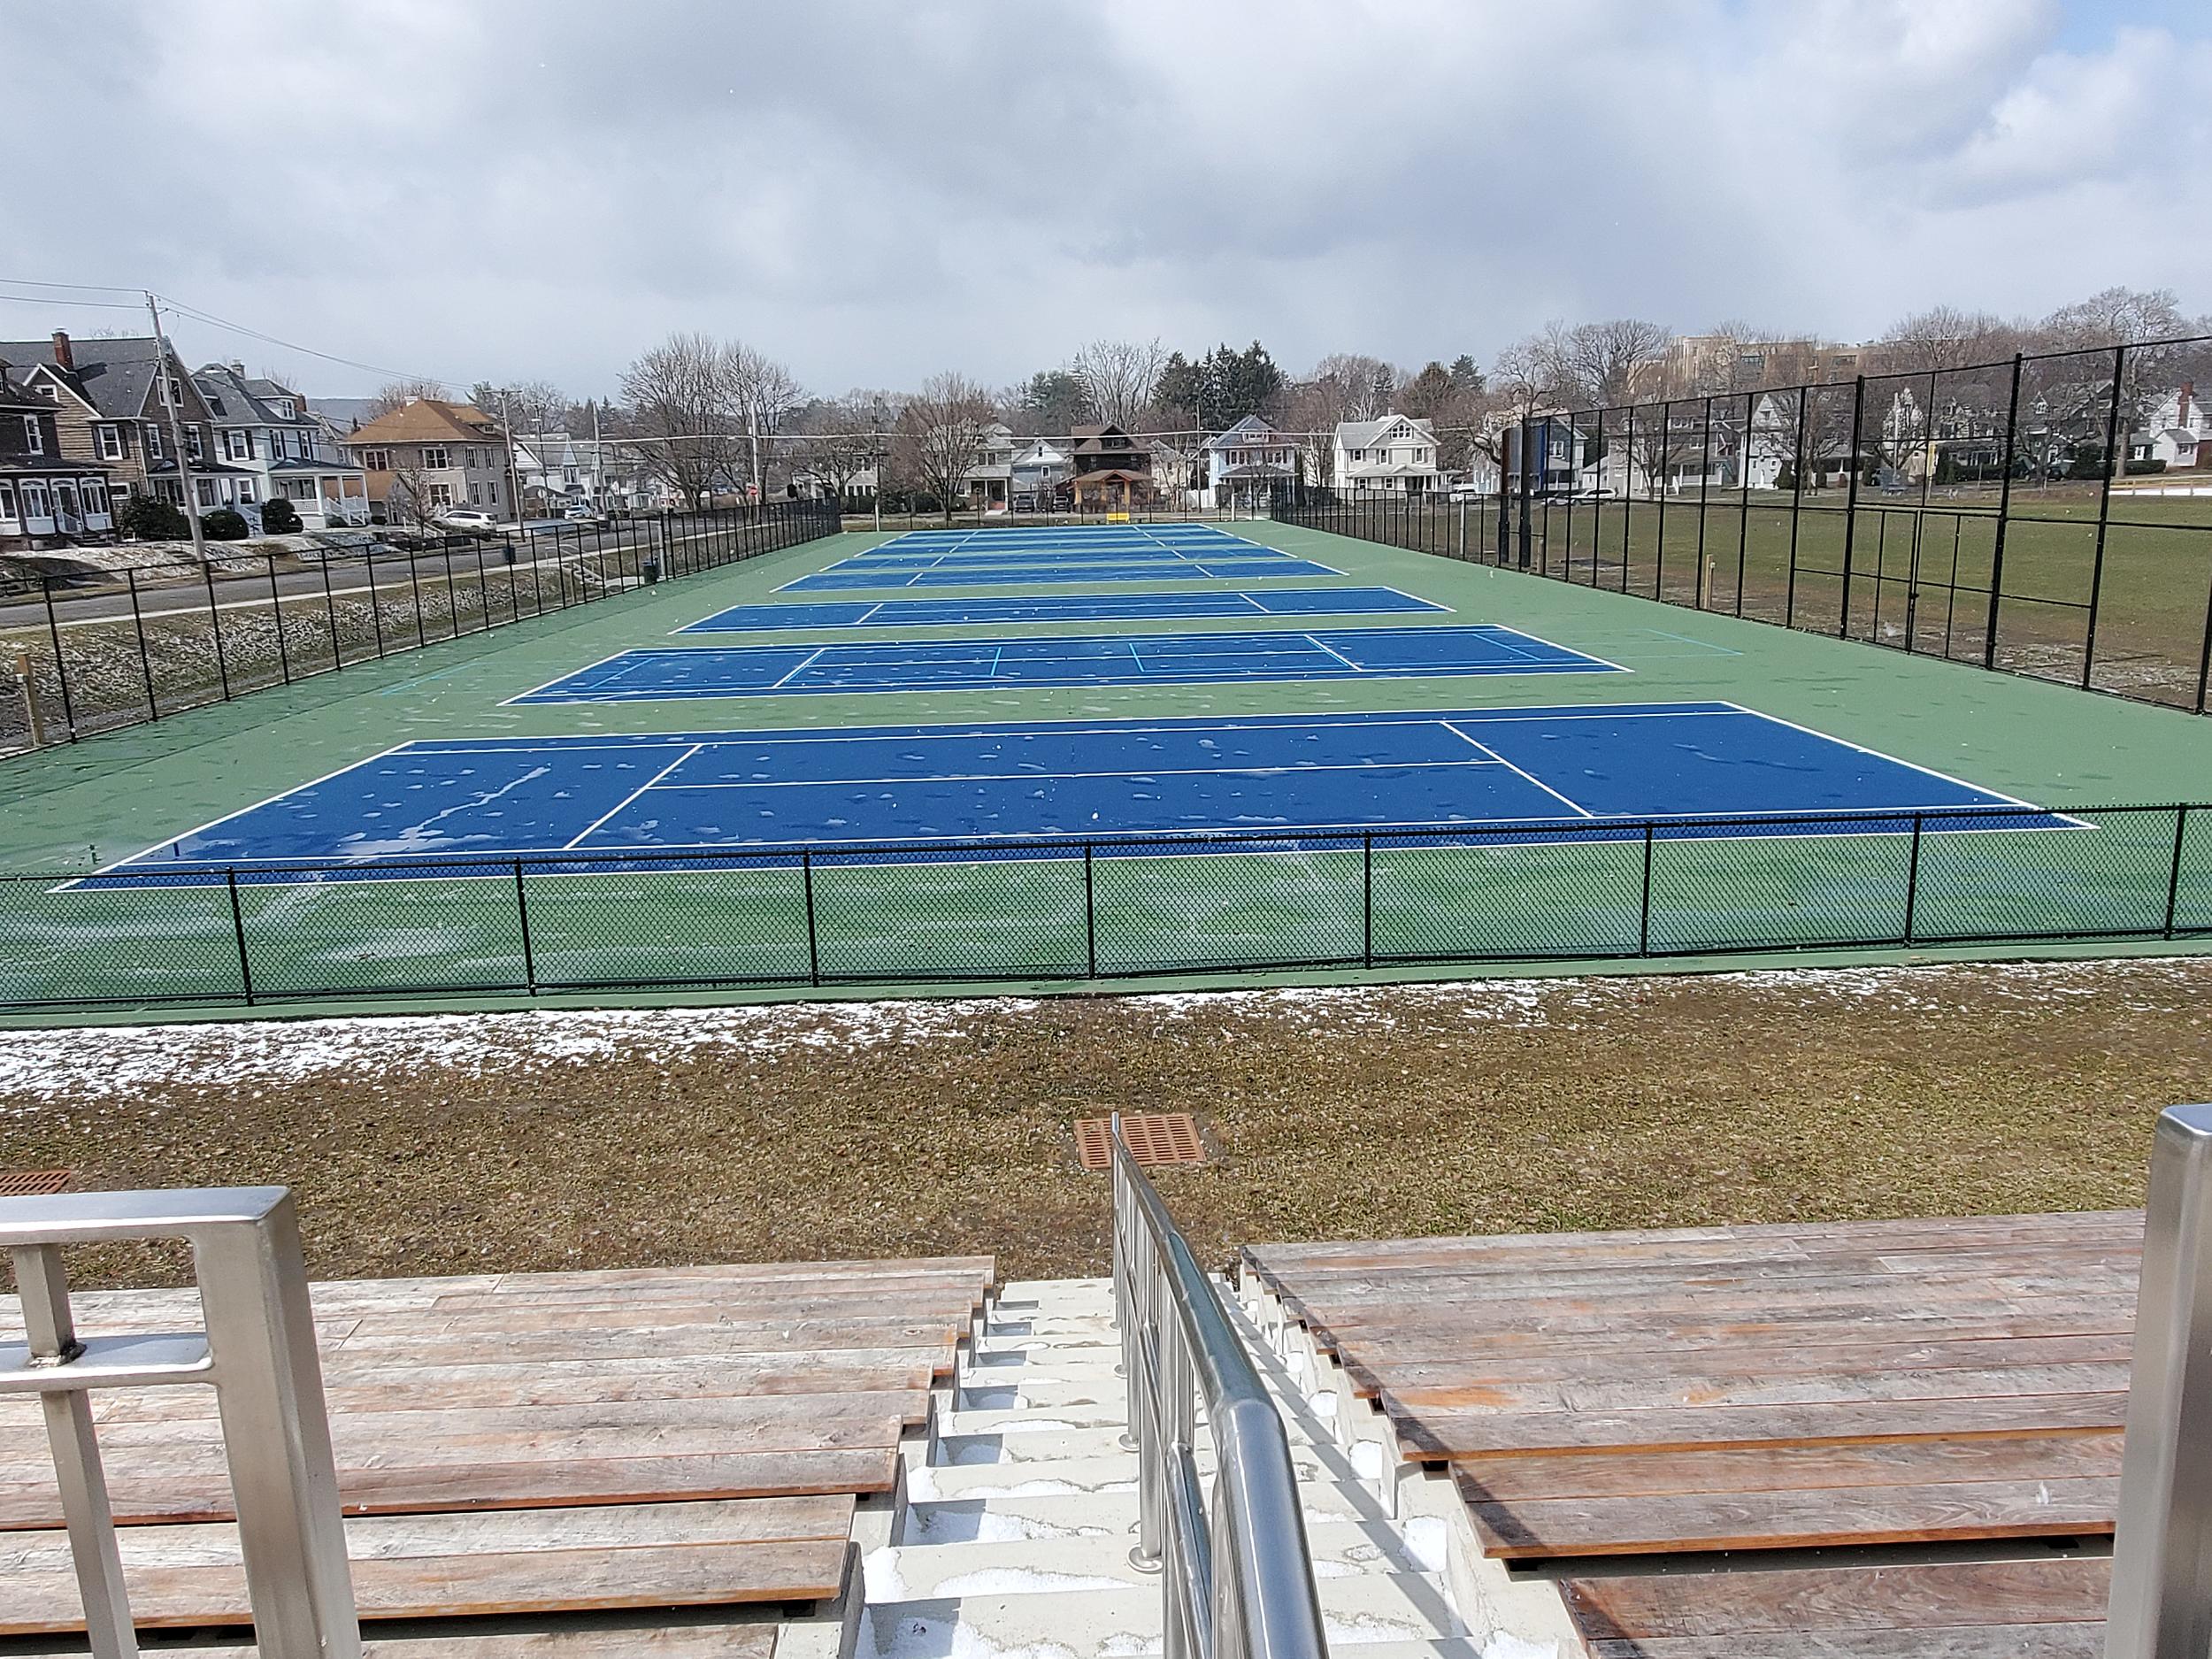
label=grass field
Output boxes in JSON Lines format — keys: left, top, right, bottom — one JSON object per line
{"left": 4, "top": 514, "right": 2212, "bottom": 1018}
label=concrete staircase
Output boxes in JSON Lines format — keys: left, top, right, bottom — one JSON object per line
{"left": 863, "top": 1277, "right": 1483, "bottom": 1659}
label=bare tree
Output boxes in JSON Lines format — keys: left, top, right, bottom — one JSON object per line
{"left": 1536, "top": 319, "right": 1674, "bottom": 408}
{"left": 1308, "top": 354, "right": 1401, "bottom": 422}
{"left": 1873, "top": 307, "right": 2022, "bottom": 373}
{"left": 2037, "top": 287, "right": 2188, "bottom": 351}
{"left": 724, "top": 344, "right": 803, "bottom": 503}
{"left": 1070, "top": 339, "right": 1168, "bottom": 429}
{"left": 386, "top": 452, "right": 447, "bottom": 532}
{"left": 366, "top": 378, "right": 447, "bottom": 419}
{"left": 895, "top": 373, "right": 996, "bottom": 522}
{"left": 618, "top": 332, "right": 741, "bottom": 510}
{"left": 797, "top": 391, "right": 895, "bottom": 503}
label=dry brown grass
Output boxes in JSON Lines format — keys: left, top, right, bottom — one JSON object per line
{"left": 4, "top": 958, "right": 2208, "bottom": 1287}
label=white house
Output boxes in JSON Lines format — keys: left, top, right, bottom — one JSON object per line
{"left": 1010, "top": 439, "right": 1071, "bottom": 510}
{"left": 512, "top": 431, "right": 655, "bottom": 515}
{"left": 961, "top": 422, "right": 1016, "bottom": 510}
{"left": 1202, "top": 414, "right": 1296, "bottom": 509}
{"left": 194, "top": 363, "right": 371, "bottom": 528}
{"left": 2131, "top": 384, "right": 2209, "bottom": 472}
{"left": 1332, "top": 415, "right": 1442, "bottom": 494}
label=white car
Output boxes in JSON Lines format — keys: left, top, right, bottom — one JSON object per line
{"left": 436, "top": 509, "right": 500, "bottom": 534}
{"left": 560, "top": 502, "right": 600, "bottom": 523}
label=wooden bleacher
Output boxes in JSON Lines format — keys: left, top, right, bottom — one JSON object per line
{"left": 1243, "top": 1211, "right": 2139, "bottom": 1655}
{"left": 0, "top": 1255, "right": 994, "bottom": 1647}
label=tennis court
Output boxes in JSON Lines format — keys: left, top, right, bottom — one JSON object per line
{"left": 780, "top": 520, "right": 1340, "bottom": 588}
{"left": 511, "top": 626, "right": 1622, "bottom": 703}
{"left": 676, "top": 586, "right": 1446, "bottom": 633}
{"left": 90, "top": 703, "right": 2063, "bottom": 881}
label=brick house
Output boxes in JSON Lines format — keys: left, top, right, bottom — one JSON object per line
{"left": 341, "top": 397, "right": 513, "bottom": 526}
{"left": 0, "top": 359, "right": 115, "bottom": 551}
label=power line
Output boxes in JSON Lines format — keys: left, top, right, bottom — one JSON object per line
{"left": 157, "top": 296, "right": 455, "bottom": 389}
{"left": 0, "top": 288, "right": 149, "bottom": 313}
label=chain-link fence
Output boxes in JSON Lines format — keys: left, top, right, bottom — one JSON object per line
{"left": 1277, "top": 334, "right": 2212, "bottom": 715}
{"left": 4, "top": 803, "right": 2206, "bottom": 1011}
{"left": 0, "top": 501, "right": 841, "bottom": 756}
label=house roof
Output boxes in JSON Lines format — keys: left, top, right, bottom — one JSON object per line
{"left": 1202, "top": 414, "right": 1283, "bottom": 450}
{"left": 0, "top": 335, "right": 179, "bottom": 420}
{"left": 1344, "top": 459, "right": 1441, "bottom": 478}
{"left": 1069, "top": 425, "right": 1141, "bottom": 457}
{"left": 1212, "top": 461, "right": 1295, "bottom": 480}
{"left": 342, "top": 397, "right": 503, "bottom": 447}
{"left": 307, "top": 396, "right": 381, "bottom": 431}
{"left": 1071, "top": 467, "right": 1151, "bottom": 485}
{"left": 194, "top": 363, "right": 317, "bottom": 429}
{"left": 0, "top": 360, "right": 48, "bottom": 413}
{"left": 1336, "top": 415, "right": 1436, "bottom": 449}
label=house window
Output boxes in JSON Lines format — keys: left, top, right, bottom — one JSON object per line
{"left": 186, "top": 427, "right": 204, "bottom": 460}
{"left": 145, "top": 424, "right": 165, "bottom": 459}
{"left": 488, "top": 480, "right": 498, "bottom": 503}
{"left": 237, "top": 480, "right": 256, "bottom": 502}
{"left": 22, "top": 415, "right": 42, "bottom": 454}
{"left": 224, "top": 429, "right": 251, "bottom": 461}
{"left": 283, "top": 478, "right": 316, "bottom": 502}
{"left": 277, "top": 399, "right": 296, "bottom": 419}
{"left": 22, "top": 480, "right": 50, "bottom": 519}
{"left": 424, "top": 482, "right": 453, "bottom": 509}
{"left": 83, "top": 481, "right": 108, "bottom": 515}
{"left": 196, "top": 479, "right": 219, "bottom": 508}
{"left": 0, "top": 481, "right": 13, "bottom": 521}
{"left": 421, "top": 446, "right": 449, "bottom": 470}
{"left": 468, "top": 482, "right": 482, "bottom": 505}
{"left": 97, "top": 425, "right": 124, "bottom": 460}
{"left": 360, "top": 448, "right": 390, "bottom": 472}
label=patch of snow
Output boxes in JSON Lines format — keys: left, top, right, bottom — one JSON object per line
{"left": 1481, "top": 1633, "right": 1560, "bottom": 1659}
{"left": 931, "top": 1568, "right": 1135, "bottom": 1596}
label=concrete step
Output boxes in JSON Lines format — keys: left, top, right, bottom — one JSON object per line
{"left": 902, "top": 1479, "right": 1392, "bottom": 1544}
{"left": 981, "top": 1314, "right": 1120, "bottom": 1338}
{"left": 952, "top": 1374, "right": 1120, "bottom": 1412}
{"left": 865, "top": 1571, "right": 1465, "bottom": 1659}
{"left": 871, "top": 1521, "right": 1436, "bottom": 1596}
{"left": 906, "top": 1455, "right": 1137, "bottom": 1503}
{"left": 936, "top": 1414, "right": 1334, "bottom": 1466}
{"left": 940, "top": 1404, "right": 1129, "bottom": 1436}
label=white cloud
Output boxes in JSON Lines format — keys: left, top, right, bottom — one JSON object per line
{"left": 4, "top": 0, "right": 2201, "bottom": 397}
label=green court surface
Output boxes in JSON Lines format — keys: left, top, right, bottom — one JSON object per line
{"left": 3, "top": 518, "right": 2210, "bottom": 1018}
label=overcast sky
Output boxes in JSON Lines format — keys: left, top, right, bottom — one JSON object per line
{"left": 5, "top": 0, "right": 2205, "bottom": 400}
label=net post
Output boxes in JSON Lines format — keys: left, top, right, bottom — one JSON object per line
{"left": 227, "top": 866, "right": 255, "bottom": 1004}
{"left": 1902, "top": 811, "right": 1923, "bottom": 944}
{"left": 2168, "top": 807, "right": 2189, "bottom": 941}
{"left": 1638, "top": 822, "right": 1655, "bottom": 956}
{"left": 803, "top": 849, "right": 821, "bottom": 987}
{"left": 127, "top": 566, "right": 159, "bottom": 718}
{"left": 1085, "top": 842, "right": 1098, "bottom": 979}
{"left": 513, "top": 858, "right": 536, "bottom": 994}
{"left": 1362, "top": 833, "right": 1373, "bottom": 969}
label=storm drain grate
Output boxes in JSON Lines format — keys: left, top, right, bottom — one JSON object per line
{"left": 0, "top": 1169, "right": 77, "bottom": 1198}
{"left": 1074, "top": 1114, "right": 1206, "bottom": 1173}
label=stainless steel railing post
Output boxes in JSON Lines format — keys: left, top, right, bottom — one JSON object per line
{"left": 2108, "top": 1103, "right": 2212, "bottom": 1659}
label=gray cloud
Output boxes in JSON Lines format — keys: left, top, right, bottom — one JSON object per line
{"left": 6, "top": 0, "right": 2205, "bottom": 397}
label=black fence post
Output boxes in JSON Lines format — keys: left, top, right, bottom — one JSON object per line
{"left": 2080, "top": 343, "right": 2126, "bottom": 689}
{"left": 2167, "top": 806, "right": 2190, "bottom": 939}
{"left": 803, "top": 850, "right": 820, "bottom": 987}
{"left": 1591, "top": 409, "right": 1607, "bottom": 587}
{"left": 1985, "top": 353, "right": 2024, "bottom": 669}
{"left": 1362, "top": 833, "right": 1374, "bottom": 969}
{"left": 1902, "top": 812, "right": 1923, "bottom": 943}
{"left": 226, "top": 867, "right": 254, "bottom": 1004}
{"left": 318, "top": 552, "right": 341, "bottom": 671}
{"left": 404, "top": 547, "right": 427, "bottom": 647}
{"left": 41, "top": 577, "right": 77, "bottom": 740}
{"left": 202, "top": 562, "right": 232, "bottom": 702}
{"left": 2197, "top": 565, "right": 2212, "bottom": 716}
{"left": 265, "top": 555, "right": 292, "bottom": 684}
{"left": 512, "top": 858, "right": 536, "bottom": 994}
{"left": 1785, "top": 392, "right": 1809, "bottom": 627}
{"left": 126, "top": 567, "right": 157, "bottom": 719}
{"left": 1638, "top": 823, "right": 1655, "bottom": 956}
{"left": 1084, "top": 843, "right": 1097, "bottom": 979}
{"left": 1694, "top": 396, "right": 1712, "bottom": 608}
{"left": 1839, "top": 375, "right": 1867, "bottom": 636}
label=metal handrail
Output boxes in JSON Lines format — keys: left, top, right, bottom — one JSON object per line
{"left": 1110, "top": 1116, "right": 1328, "bottom": 1659}
{"left": 2108, "top": 1103, "right": 2212, "bottom": 1657}
{"left": 0, "top": 1187, "right": 360, "bottom": 1658}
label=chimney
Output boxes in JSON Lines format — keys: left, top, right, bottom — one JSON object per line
{"left": 230, "top": 360, "right": 245, "bottom": 375}
{"left": 50, "top": 330, "right": 73, "bottom": 372}
{"left": 2180, "top": 381, "right": 2194, "bottom": 429}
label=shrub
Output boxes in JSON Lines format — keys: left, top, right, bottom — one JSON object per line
{"left": 200, "top": 508, "right": 250, "bottom": 541}
{"left": 260, "top": 497, "right": 302, "bottom": 534}
{"left": 1772, "top": 464, "right": 1796, "bottom": 492}
{"left": 116, "top": 495, "right": 190, "bottom": 540}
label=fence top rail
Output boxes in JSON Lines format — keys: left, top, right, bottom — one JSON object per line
{"left": 20, "top": 798, "right": 2192, "bottom": 887}
{"left": 0, "top": 1183, "right": 288, "bottom": 1245}
{"left": 1113, "top": 1119, "right": 1328, "bottom": 1659}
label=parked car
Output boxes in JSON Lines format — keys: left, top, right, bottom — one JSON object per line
{"left": 560, "top": 502, "right": 601, "bottom": 523}
{"left": 435, "top": 509, "right": 500, "bottom": 534}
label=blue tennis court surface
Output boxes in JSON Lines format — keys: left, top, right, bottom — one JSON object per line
{"left": 781, "top": 522, "right": 1339, "bottom": 590}
{"left": 511, "top": 626, "right": 1623, "bottom": 703}
{"left": 678, "top": 587, "right": 1447, "bottom": 634}
{"left": 780, "top": 557, "right": 1338, "bottom": 590}
{"left": 96, "top": 703, "right": 2063, "bottom": 879}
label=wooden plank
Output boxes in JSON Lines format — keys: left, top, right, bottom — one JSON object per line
{"left": 1373, "top": 1361, "right": 2135, "bottom": 1418}
{"left": 0, "top": 1495, "right": 856, "bottom": 1571}
{"left": 1464, "top": 1475, "right": 2116, "bottom": 1558}
{"left": 0, "top": 1538, "right": 853, "bottom": 1632}
{"left": 1584, "top": 1627, "right": 2104, "bottom": 1658}
{"left": 324, "top": 1321, "right": 966, "bottom": 1363}
{"left": 1561, "top": 1556, "right": 2111, "bottom": 1639}
{"left": 0, "top": 1446, "right": 898, "bottom": 1528}
{"left": 1394, "top": 1391, "right": 2128, "bottom": 1461}
{"left": 6, "top": 1630, "right": 783, "bottom": 1659}
{"left": 1451, "top": 1433, "right": 2124, "bottom": 1503}
{"left": 360, "top": 1293, "right": 986, "bottom": 1336}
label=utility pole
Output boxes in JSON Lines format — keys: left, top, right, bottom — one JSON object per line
{"left": 145, "top": 293, "right": 208, "bottom": 564}
{"left": 498, "top": 388, "right": 523, "bottom": 527}
{"left": 590, "top": 398, "right": 603, "bottom": 513}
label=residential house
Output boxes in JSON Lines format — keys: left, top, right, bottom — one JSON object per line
{"left": 194, "top": 363, "right": 371, "bottom": 529}
{"left": 513, "top": 431, "right": 653, "bottom": 515}
{"left": 1, "top": 329, "right": 260, "bottom": 520}
{"left": 0, "top": 360, "right": 114, "bottom": 551}
{"left": 1010, "top": 439, "right": 1071, "bottom": 510}
{"left": 960, "top": 422, "right": 1016, "bottom": 510}
{"left": 1146, "top": 439, "right": 1201, "bottom": 507}
{"left": 1067, "top": 425, "right": 1155, "bottom": 511}
{"left": 1202, "top": 414, "right": 1297, "bottom": 509}
{"left": 341, "top": 397, "right": 512, "bottom": 526}
{"left": 2131, "top": 384, "right": 2210, "bottom": 472}
{"left": 1332, "top": 415, "right": 1442, "bottom": 494}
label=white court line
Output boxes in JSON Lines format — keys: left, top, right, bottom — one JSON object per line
{"left": 562, "top": 744, "right": 706, "bottom": 849}
{"left": 1302, "top": 634, "right": 1367, "bottom": 672}
{"left": 769, "top": 647, "right": 830, "bottom": 688}
{"left": 1439, "top": 723, "right": 1594, "bottom": 817}
{"left": 1479, "top": 623, "right": 1635, "bottom": 674}
{"left": 1715, "top": 701, "right": 2062, "bottom": 818}
{"left": 658, "top": 757, "right": 1509, "bottom": 790}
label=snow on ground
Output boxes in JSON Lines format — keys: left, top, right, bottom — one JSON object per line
{"left": 0, "top": 957, "right": 2200, "bottom": 1109}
